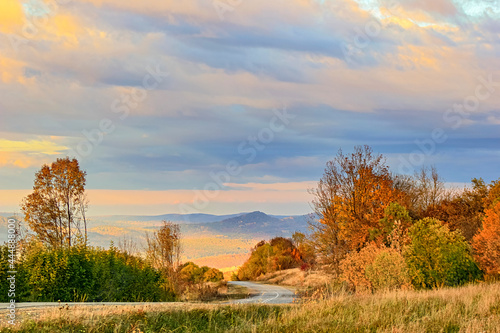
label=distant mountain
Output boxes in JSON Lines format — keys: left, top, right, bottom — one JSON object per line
{"left": 91, "top": 212, "right": 247, "bottom": 224}
{"left": 219, "top": 211, "right": 281, "bottom": 225}
{"left": 180, "top": 211, "right": 310, "bottom": 238}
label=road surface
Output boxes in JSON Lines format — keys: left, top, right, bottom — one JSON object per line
{"left": 227, "top": 281, "right": 295, "bottom": 304}
{"left": 0, "top": 282, "right": 295, "bottom": 310}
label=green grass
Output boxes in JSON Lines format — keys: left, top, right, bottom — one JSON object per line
{"left": 2, "top": 282, "right": 500, "bottom": 333}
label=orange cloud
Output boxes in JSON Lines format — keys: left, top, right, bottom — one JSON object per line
{"left": 0, "top": 0, "right": 24, "bottom": 33}
{"left": 398, "top": 45, "right": 440, "bottom": 69}
{"left": 0, "top": 152, "right": 34, "bottom": 168}
{"left": 0, "top": 57, "right": 25, "bottom": 83}
{"left": 24, "top": 12, "right": 84, "bottom": 48}
{"left": 0, "top": 139, "right": 69, "bottom": 168}
{"left": 54, "top": 14, "right": 79, "bottom": 36}
{"left": 0, "top": 138, "right": 69, "bottom": 154}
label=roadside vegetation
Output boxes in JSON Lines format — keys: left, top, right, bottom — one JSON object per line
{"left": 2, "top": 281, "right": 499, "bottom": 332}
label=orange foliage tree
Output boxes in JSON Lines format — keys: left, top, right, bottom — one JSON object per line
{"left": 473, "top": 202, "right": 500, "bottom": 277}
{"left": 310, "top": 146, "right": 405, "bottom": 269}
{"left": 484, "top": 178, "right": 500, "bottom": 210}
{"left": 424, "top": 178, "right": 487, "bottom": 242}
{"left": 22, "top": 157, "right": 88, "bottom": 248}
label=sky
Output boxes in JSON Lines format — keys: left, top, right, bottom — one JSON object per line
{"left": 0, "top": 0, "right": 499, "bottom": 216}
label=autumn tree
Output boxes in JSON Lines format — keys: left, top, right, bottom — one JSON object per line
{"left": 413, "top": 166, "right": 446, "bottom": 215}
{"left": 392, "top": 166, "right": 446, "bottom": 219}
{"left": 292, "top": 231, "right": 316, "bottom": 267}
{"left": 376, "top": 202, "right": 413, "bottom": 251}
{"left": 424, "top": 178, "right": 487, "bottom": 242}
{"left": 472, "top": 202, "right": 500, "bottom": 278}
{"left": 145, "top": 221, "right": 182, "bottom": 293}
{"left": 21, "top": 157, "right": 88, "bottom": 248}
{"left": 237, "top": 237, "right": 301, "bottom": 280}
{"left": 484, "top": 178, "right": 500, "bottom": 210}
{"left": 310, "top": 146, "right": 404, "bottom": 269}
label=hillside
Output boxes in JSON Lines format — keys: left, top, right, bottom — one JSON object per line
{"left": 180, "top": 211, "right": 310, "bottom": 238}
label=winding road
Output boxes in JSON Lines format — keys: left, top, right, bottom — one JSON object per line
{"left": 226, "top": 281, "right": 295, "bottom": 304}
{"left": 0, "top": 282, "right": 295, "bottom": 310}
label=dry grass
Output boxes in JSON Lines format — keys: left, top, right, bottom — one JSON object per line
{"left": 256, "top": 268, "right": 336, "bottom": 289}
{"left": 1, "top": 282, "right": 500, "bottom": 332}
{"left": 0, "top": 302, "right": 217, "bottom": 327}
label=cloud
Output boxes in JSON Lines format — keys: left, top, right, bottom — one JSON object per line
{"left": 0, "top": 0, "right": 24, "bottom": 34}
{"left": 13, "top": 187, "right": 312, "bottom": 215}
{"left": 402, "top": 0, "right": 458, "bottom": 16}
{"left": 0, "top": 138, "right": 69, "bottom": 168}
{"left": 0, "top": 0, "right": 499, "bottom": 215}
{"left": 0, "top": 138, "right": 68, "bottom": 153}
{"left": 0, "top": 57, "right": 27, "bottom": 83}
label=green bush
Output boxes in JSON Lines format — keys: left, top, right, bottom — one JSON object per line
{"left": 404, "top": 218, "right": 482, "bottom": 289}
{"left": 0, "top": 245, "right": 13, "bottom": 302}
{"left": 90, "top": 246, "right": 168, "bottom": 302}
{"left": 10, "top": 242, "right": 170, "bottom": 302}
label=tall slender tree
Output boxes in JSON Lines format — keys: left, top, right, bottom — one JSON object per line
{"left": 145, "top": 221, "right": 182, "bottom": 293}
{"left": 22, "top": 157, "right": 88, "bottom": 247}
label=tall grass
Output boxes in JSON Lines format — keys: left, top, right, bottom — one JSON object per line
{"left": 2, "top": 282, "right": 499, "bottom": 332}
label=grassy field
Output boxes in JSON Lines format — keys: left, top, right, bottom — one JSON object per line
{"left": 1, "top": 282, "right": 499, "bottom": 332}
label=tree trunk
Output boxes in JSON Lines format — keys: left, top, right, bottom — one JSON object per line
{"left": 66, "top": 196, "right": 71, "bottom": 247}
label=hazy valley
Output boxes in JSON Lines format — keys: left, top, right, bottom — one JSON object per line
{"left": 1, "top": 211, "right": 311, "bottom": 271}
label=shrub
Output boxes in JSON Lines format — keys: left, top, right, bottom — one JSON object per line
{"left": 365, "top": 250, "right": 411, "bottom": 291}
{"left": 179, "top": 262, "right": 206, "bottom": 284}
{"left": 340, "top": 243, "right": 380, "bottom": 293}
{"left": 203, "top": 268, "right": 224, "bottom": 282}
{"left": 340, "top": 243, "right": 411, "bottom": 293}
{"left": 404, "top": 218, "right": 482, "bottom": 289}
